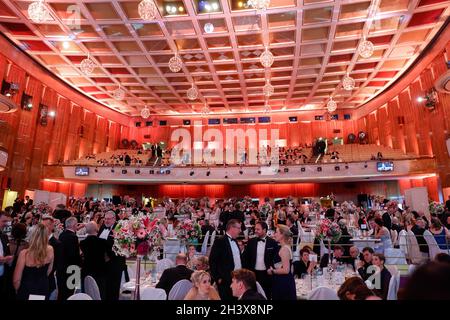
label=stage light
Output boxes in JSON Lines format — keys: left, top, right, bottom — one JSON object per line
{"left": 135, "top": 169, "right": 140, "bottom": 174}
{"left": 205, "top": 3, "right": 211, "bottom": 11}
{"left": 149, "top": 169, "right": 154, "bottom": 174}
{"left": 284, "top": 168, "right": 289, "bottom": 173}
{"left": 212, "top": 2, "right": 219, "bottom": 10}
{"left": 301, "top": 167, "right": 306, "bottom": 172}
{"left": 239, "top": 169, "right": 243, "bottom": 175}
{"left": 335, "top": 166, "right": 340, "bottom": 171}
{"left": 189, "top": 170, "right": 194, "bottom": 176}
{"left": 238, "top": 1, "right": 243, "bottom": 7}
{"left": 258, "top": 170, "right": 261, "bottom": 174}
{"left": 178, "top": 6, "right": 184, "bottom": 12}
{"left": 417, "top": 97, "right": 424, "bottom": 103}
{"left": 62, "top": 41, "right": 70, "bottom": 49}
{"left": 48, "top": 111, "right": 56, "bottom": 117}
{"left": 166, "top": 170, "right": 171, "bottom": 174}
{"left": 345, "top": 165, "right": 349, "bottom": 169}
{"left": 94, "top": 168, "right": 98, "bottom": 173}
{"left": 122, "top": 169, "right": 127, "bottom": 174}
{"left": 317, "top": 167, "right": 322, "bottom": 172}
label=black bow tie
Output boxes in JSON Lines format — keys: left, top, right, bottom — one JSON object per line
{"left": 228, "top": 236, "right": 236, "bottom": 243}
{"left": 257, "top": 238, "right": 266, "bottom": 243}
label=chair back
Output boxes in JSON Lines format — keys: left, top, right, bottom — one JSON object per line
{"left": 201, "top": 231, "right": 210, "bottom": 255}
{"left": 168, "top": 279, "right": 193, "bottom": 300}
{"left": 255, "top": 281, "right": 267, "bottom": 300}
{"left": 140, "top": 287, "right": 167, "bottom": 300}
{"left": 423, "top": 230, "right": 443, "bottom": 260}
{"left": 156, "top": 258, "right": 175, "bottom": 274}
{"left": 84, "top": 275, "right": 101, "bottom": 300}
{"left": 67, "top": 293, "right": 93, "bottom": 300}
{"left": 390, "top": 229, "right": 398, "bottom": 246}
{"left": 386, "top": 266, "right": 400, "bottom": 300}
{"left": 307, "top": 286, "right": 338, "bottom": 300}
{"left": 406, "top": 230, "right": 426, "bottom": 264}
{"left": 209, "top": 230, "right": 217, "bottom": 247}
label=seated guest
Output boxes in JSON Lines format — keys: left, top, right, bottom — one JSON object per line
{"left": 230, "top": 269, "right": 266, "bottom": 300}
{"left": 357, "top": 247, "right": 374, "bottom": 281}
{"left": 370, "top": 253, "right": 391, "bottom": 300}
{"left": 156, "top": 253, "right": 193, "bottom": 295}
{"left": 373, "top": 218, "right": 392, "bottom": 253}
{"left": 391, "top": 217, "right": 403, "bottom": 233}
{"left": 410, "top": 217, "right": 429, "bottom": 255}
{"left": 347, "top": 246, "right": 362, "bottom": 270}
{"left": 293, "top": 248, "right": 316, "bottom": 278}
{"left": 429, "top": 218, "right": 450, "bottom": 250}
{"left": 194, "top": 255, "right": 210, "bottom": 272}
{"left": 184, "top": 270, "right": 220, "bottom": 300}
{"left": 319, "top": 245, "right": 346, "bottom": 268}
{"left": 338, "top": 276, "right": 375, "bottom": 300}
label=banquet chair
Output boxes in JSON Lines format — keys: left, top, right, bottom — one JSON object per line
{"left": 127, "top": 262, "right": 147, "bottom": 280}
{"left": 384, "top": 247, "right": 407, "bottom": 265}
{"left": 156, "top": 258, "right": 175, "bottom": 273}
{"left": 406, "top": 230, "right": 428, "bottom": 264}
{"left": 140, "top": 287, "right": 167, "bottom": 300}
{"left": 168, "top": 279, "right": 193, "bottom": 300}
{"left": 209, "top": 230, "right": 217, "bottom": 247}
{"left": 84, "top": 275, "right": 102, "bottom": 300}
{"left": 307, "top": 286, "right": 339, "bottom": 300}
{"left": 386, "top": 266, "right": 400, "bottom": 300}
{"left": 200, "top": 231, "right": 210, "bottom": 255}
{"left": 255, "top": 281, "right": 267, "bottom": 300}
{"left": 390, "top": 229, "right": 398, "bottom": 247}
{"left": 423, "top": 230, "right": 450, "bottom": 259}
{"left": 67, "top": 293, "right": 93, "bottom": 300}
{"left": 398, "top": 230, "right": 409, "bottom": 259}
{"left": 319, "top": 239, "right": 330, "bottom": 257}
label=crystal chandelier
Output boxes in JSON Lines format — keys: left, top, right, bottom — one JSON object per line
{"left": 187, "top": 84, "right": 198, "bottom": 101}
{"left": 113, "top": 86, "right": 125, "bottom": 101}
{"left": 80, "top": 55, "right": 95, "bottom": 75}
{"left": 260, "top": 47, "right": 274, "bottom": 68}
{"left": 28, "top": 0, "right": 49, "bottom": 23}
{"left": 327, "top": 97, "right": 337, "bottom": 112}
{"left": 263, "top": 102, "right": 271, "bottom": 113}
{"left": 358, "top": 39, "right": 374, "bottom": 59}
{"left": 138, "top": 0, "right": 157, "bottom": 20}
{"left": 168, "top": 54, "right": 183, "bottom": 73}
{"left": 263, "top": 80, "right": 274, "bottom": 97}
{"left": 201, "top": 104, "right": 210, "bottom": 117}
{"left": 204, "top": 23, "right": 214, "bottom": 34}
{"left": 247, "top": 0, "right": 271, "bottom": 10}
{"left": 141, "top": 106, "right": 151, "bottom": 119}
{"left": 342, "top": 74, "right": 355, "bottom": 91}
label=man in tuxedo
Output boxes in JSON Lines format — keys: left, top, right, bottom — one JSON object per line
{"left": 98, "top": 211, "right": 126, "bottom": 301}
{"left": 58, "top": 216, "right": 82, "bottom": 300}
{"left": 357, "top": 247, "right": 374, "bottom": 281}
{"left": 42, "top": 216, "right": 63, "bottom": 300}
{"left": 209, "top": 219, "right": 242, "bottom": 300}
{"left": 80, "top": 222, "right": 107, "bottom": 299}
{"left": 286, "top": 216, "right": 299, "bottom": 251}
{"left": 382, "top": 209, "right": 393, "bottom": 230}
{"left": 242, "top": 221, "right": 278, "bottom": 299}
{"left": 411, "top": 217, "right": 429, "bottom": 255}
{"left": 0, "top": 211, "right": 14, "bottom": 299}
{"left": 319, "top": 245, "right": 346, "bottom": 268}
{"left": 53, "top": 204, "right": 72, "bottom": 224}
{"left": 156, "top": 253, "right": 193, "bottom": 295}
{"left": 231, "top": 269, "right": 266, "bottom": 300}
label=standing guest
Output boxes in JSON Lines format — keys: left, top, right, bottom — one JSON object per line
{"left": 13, "top": 224, "right": 54, "bottom": 300}
{"left": 293, "top": 248, "right": 317, "bottom": 278}
{"left": 184, "top": 270, "right": 220, "bottom": 300}
{"left": 267, "top": 225, "right": 296, "bottom": 300}
{"left": 371, "top": 253, "right": 391, "bottom": 300}
{"left": 0, "top": 211, "right": 14, "bottom": 299}
{"left": 98, "top": 211, "right": 126, "bottom": 301}
{"left": 230, "top": 269, "right": 266, "bottom": 300}
{"left": 156, "top": 253, "right": 193, "bottom": 295}
{"left": 58, "top": 217, "right": 81, "bottom": 300}
{"left": 42, "top": 216, "right": 62, "bottom": 300}
{"left": 209, "top": 219, "right": 242, "bottom": 300}
{"left": 445, "top": 195, "right": 450, "bottom": 211}
{"left": 242, "top": 221, "right": 278, "bottom": 299}
{"left": 286, "top": 217, "right": 299, "bottom": 251}
{"left": 357, "top": 247, "right": 374, "bottom": 281}
{"left": 52, "top": 204, "right": 72, "bottom": 224}
{"left": 80, "top": 222, "right": 107, "bottom": 299}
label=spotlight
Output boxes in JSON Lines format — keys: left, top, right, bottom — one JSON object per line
{"left": 284, "top": 168, "right": 289, "bottom": 173}
{"left": 212, "top": 2, "right": 219, "bottom": 10}
{"left": 190, "top": 170, "right": 194, "bottom": 176}
{"left": 317, "top": 167, "right": 322, "bottom": 172}
{"left": 166, "top": 170, "right": 171, "bottom": 174}
{"left": 239, "top": 168, "right": 243, "bottom": 175}
{"left": 48, "top": 111, "right": 56, "bottom": 117}
{"left": 238, "top": 1, "right": 243, "bottom": 7}
{"left": 225, "top": 175, "right": 228, "bottom": 179}
{"left": 301, "top": 167, "right": 306, "bottom": 172}
{"left": 258, "top": 170, "right": 261, "bottom": 174}
{"left": 149, "top": 169, "right": 154, "bottom": 174}
{"left": 417, "top": 97, "right": 424, "bottom": 103}
{"left": 62, "top": 41, "right": 70, "bottom": 49}
{"left": 205, "top": 3, "right": 211, "bottom": 11}
{"left": 334, "top": 166, "right": 340, "bottom": 171}
{"left": 135, "top": 169, "right": 140, "bottom": 174}
{"left": 122, "top": 169, "right": 127, "bottom": 174}
{"left": 178, "top": 6, "right": 184, "bottom": 12}
{"left": 206, "top": 170, "right": 211, "bottom": 176}
{"left": 27, "top": 103, "right": 33, "bottom": 108}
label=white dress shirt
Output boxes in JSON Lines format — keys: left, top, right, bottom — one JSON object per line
{"left": 255, "top": 237, "right": 267, "bottom": 271}
{"left": 226, "top": 233, "right": 242, "bottom": 270}
{"left": 99, "top": 226, "right": 112, "bottom": 240}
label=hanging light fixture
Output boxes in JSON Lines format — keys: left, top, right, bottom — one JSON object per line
{"left": 138, "top": 0, "right": 157, "bottom": 20}
{"left": 187, "top": 83, "right": 198, "bottom": 100}
{"left": 247, "top": 0, "right": 271, "bottom": 10}
{"left": 28, "top": 0, "right": 49, "bottom": 23}
{"left": 168, "top": 54, "right": 183, "bottom": 73}
{"left": 342, "top": 74, "right": 355, "bottom": 91}
{"left": 263, "top": 80, "right": 274, "bottom": 97}
{"left": 204, "top": 22, "right": 214, "bottom": 34}
{"left": 263, "top": 101, "right": 271, "bottom": 113}
{"left": 327, "top": 97, "right": 337, "bottom": 112}
{"left": 260, "top": 47, "right": 274, "bottom": 68}
{"left": 201, "top": 104, "right": 210, "bottom": 117}
{"left": 141, "top": 105, "right": 151, "bottom": 119}
{"left": 80, "top": 54, "right": 95, "bottom": 75}
{"left": 358, "top": 38, "right": 374, "bottom": 59}
{"left": 113, "top": 85, "right": 125, "bottom": 101}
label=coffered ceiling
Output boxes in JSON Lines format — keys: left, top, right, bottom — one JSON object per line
{"left": 0, "top": 0, "right": 448, "bottom": 116}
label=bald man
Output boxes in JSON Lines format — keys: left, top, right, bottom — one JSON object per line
{"left": 80, "top": 221, "right": 107, "bottom": 299}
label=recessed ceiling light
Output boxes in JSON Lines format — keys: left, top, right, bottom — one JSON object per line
{"left": 62, "top": 41, "right": 70, "bottom": 49}
{"left": 48, "top": 111, "right": 56, "bottom": 117}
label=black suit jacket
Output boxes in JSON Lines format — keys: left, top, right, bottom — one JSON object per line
{"left": 411, "top": 225, "right": 429, "bottom": 253}
{"left": 209, "top": 235, "right": 240, "bottom": 284}
{"left": 240, "top": 289, "right": 266, "bottom": 300}
{"left": 98, "top": 224, "right": 126, "bottom": 271}
{"left": 53, "top": 209, "right": 71, "bottom": 223}
{"left": 59, "top": 230, "right": 81, "bottom": 269}
{"left": 319, "top": 253, "right": 346, "bottom": 268}
{"left": 382, "top": 212, "right": 392, "bottom": 230}
{"left": 80, "top": 235, "right": 107, "bottom": 278}
{"left": 242, "top": 236, "right": 279, "bottom": 271}
{"left": 155, "top": 265, "right": 193, "bottom": 295}
{"left": 48, "top": 235, "right": 63, "bottom": 291}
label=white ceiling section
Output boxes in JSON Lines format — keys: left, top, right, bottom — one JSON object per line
{"left": 0, "top": 0, "right": 448, "bottom": 116}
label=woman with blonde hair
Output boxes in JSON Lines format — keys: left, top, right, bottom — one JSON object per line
{"left": 13, "top": 223, "right": 54, "bottom": 300}
{"left": 267, "top": 224, "right": 296, "bottom": 300}
{"left": 184, "top": 270, "right": 220, "bottom": 300}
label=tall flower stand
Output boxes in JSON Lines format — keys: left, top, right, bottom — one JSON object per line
{"left": 133, "top": 256, "right": 142, "bottom": 300}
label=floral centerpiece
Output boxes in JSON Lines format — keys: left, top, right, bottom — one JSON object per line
{"left": 429, "top": 201, "right": 445, "bottom": 216}
{"left": 176, "top": 219, "right": 202, "bottom": 245}
{"left": 315, "top": 218, "right": 342, "bottom": 243}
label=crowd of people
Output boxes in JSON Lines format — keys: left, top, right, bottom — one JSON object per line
{"left": 1, "top": 194, "right": 450, "bottom": 301}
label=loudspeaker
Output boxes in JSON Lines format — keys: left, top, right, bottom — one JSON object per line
{"left": 112, "top": 195, "right": 121, "bottom": 205}
{"left": 357, "top": 194, "right": 368, "bottom": 206}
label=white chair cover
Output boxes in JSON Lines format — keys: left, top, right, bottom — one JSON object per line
{"left": 255, "top": 281, "right": 267, "bottom": 300}
{"left": 168, "top": 279, "right": 193, "bottom": 300}
{"left": 67, "top": 293, "right": 93, "bottom": 300}
{"left": 390, "top": 230, "right": 398, "bottom": 247}
{"left": 140, "top": 287, "right": 167, "bottom": 300}
{"left": 156, "top": 258, "right": 175, "bottom": 274}
{"left": 201, "top": 231, "right": 210, "bottom": 255}
{"left": 386, "top": 266, "right": 400, "bottom": 300}
{"left": 407, "top": 230, "right": 427, "bottom": 264}
{"left": 307, "top": 286, "right": 338, "bottom": 300}
{"left": 209, "top": 230, "right": 217, "bottom": 247}
{"left": 423, "top": 230, "right": 448, "bottom": 259}
{"left": 84, "top": 275, "right": 101, "bottom": 300}
{"left": 398, "top": 230, "right": 409, "bottom": 258}
{"left": 385, "top": 248, "right": 407, "bottom": 265}
{"left": 320, "top": 239, "right": 330, "bottom": 257}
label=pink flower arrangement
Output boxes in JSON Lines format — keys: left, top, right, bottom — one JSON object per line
{"left": 316, "top": 218, "right": 341, "bottom": 243}
{"left": 176, "top": 219, "right": 202, "bottom": 243}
